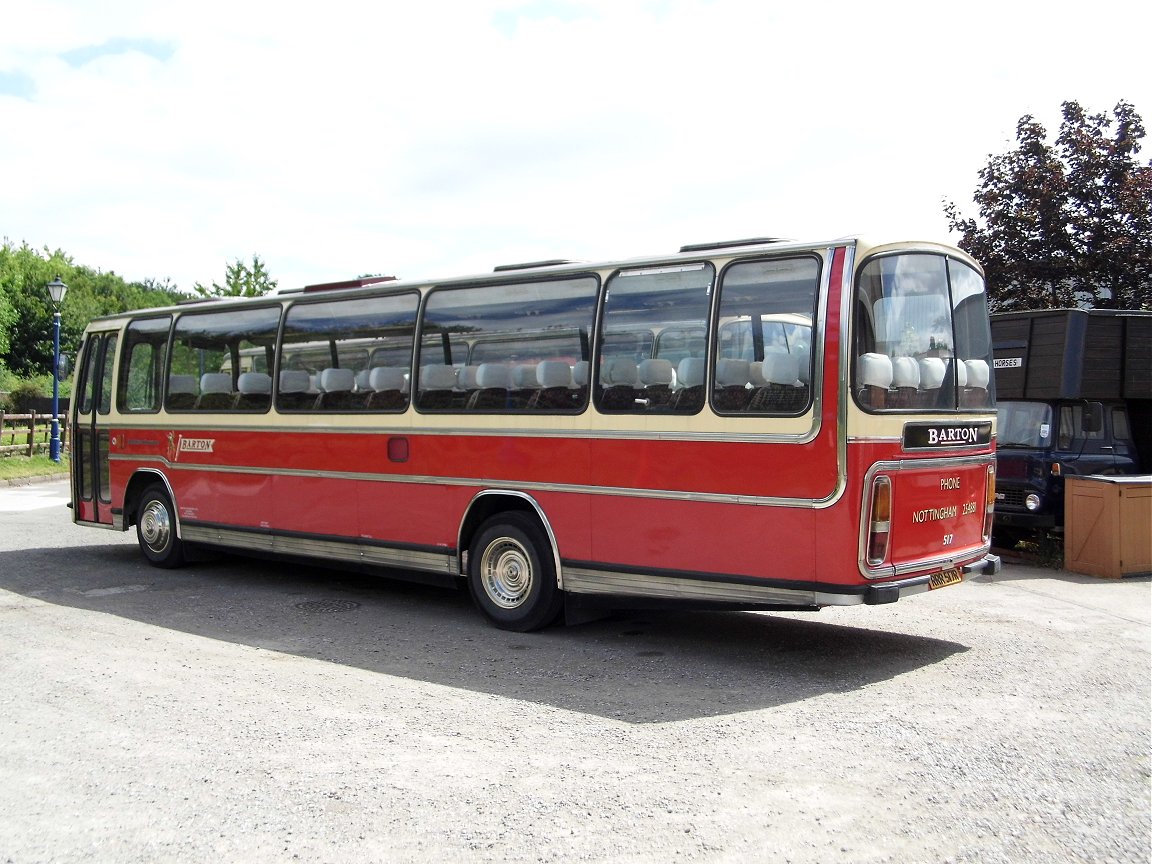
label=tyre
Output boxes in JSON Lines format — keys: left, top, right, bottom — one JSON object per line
{"left": 992, "top": 526, "right": 1027, "bottom": 551}
{"left": 136, "top": 484, "right": 186, "bottom": 569}
{"left": 468, "top": 512, "right": 563, "bottom": 632}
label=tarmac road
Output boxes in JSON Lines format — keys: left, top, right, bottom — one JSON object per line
{"left": 0, "top": 479, "right": 1149, "bottom": 863}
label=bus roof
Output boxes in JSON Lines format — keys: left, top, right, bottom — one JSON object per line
{"left": 84, "top": 235, "right": 977, "bottom": 326}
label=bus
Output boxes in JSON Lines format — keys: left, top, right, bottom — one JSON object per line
{"left": 67, "top": 236, "right": 1001, "bottom": 631}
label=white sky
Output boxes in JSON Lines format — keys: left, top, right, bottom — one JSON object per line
{"left": 2, "top": 0, "right": 1149, "bottom": 292}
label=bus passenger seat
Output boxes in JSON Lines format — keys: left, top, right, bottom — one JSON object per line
{"left": 418, "top": 364, "right": 460, "bottom": 410}
{"left": 857, "top": 353, "right": 893, "bottom": 409}
{"left": 456, "top": 366, "right": 481, "bottom": 407}
{"left": 962, "top": 358, "right": 990, "bottom": 406}
{"left": 277, "top": 369, "right": 316, "bottom": 411}
{"left": 598, "top": 358, "right": 639, "bottom": 411}
{"left": 166, "top": 374, "right": 198, "bottom": 411}
{"left": 466, "top": 363, "right": 512, "bottom": 410}
{"left": 196, "top": 373, "right": 235, "bottom": 411}
{"left": 529, "top": 361, "right": 574, "bottom": 409}
{"left": 750, "top": 353, "right": 802, "bottom": 412}
{"left": 713, "top": 358, "right": 751, "bottom": 412}
{"left": 234, "top": 372, "right": 272, "bottom": 411}
{"left": 365, "top": 367, "right": 409, "bottom": 410}
{"left": 316, "top": 368, "right": 358, "bottom": 410}
{"left": 672, "top": 357, "right": 705, "bottom": 412}
{"left": 891, "top": 356, "right": 921, "bottom": 408}
{"left": 954, "top": 358, "right": 968, "bottom": 388}
{"left": 509, "top": 364, "right": 540, "bottom": 408}
{"left": 637, "top": 358, "right": 675, "bottom": 409}
{"left": 917, "top": 357, "right": 946, "bottom": 407}
{"left": 571, "top": 361, "right": 590, "bottom": 404}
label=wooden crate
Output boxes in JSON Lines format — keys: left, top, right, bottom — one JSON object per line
{"left": 1065, "top": 475, "right": 1152, "bottom": 578}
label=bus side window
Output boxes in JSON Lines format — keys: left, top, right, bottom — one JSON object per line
{"left": 713, "top": 256, "right": 819, "bottom": 415}
{"left": 598, "top": 264, "right": 713, "bottom": 415}
{"left": 119, "top": 316, "right": 170, "bottom": 413}
{"left": 419, "top": 277, "right": 597, "bottom": 413}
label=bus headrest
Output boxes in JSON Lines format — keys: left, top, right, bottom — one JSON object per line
{"left": 761, "top": 353, "right": 800, "bottom": 386}
{"left": 200, "top": 373, "right": 233, "bottom": 394}
{"left": 918, "top": 357, "right": 946, "bottom": 390}
{"left": 421, "top": 365, "right": 459, "bottom": 390}
{"left": 677, "top": 357, "right": 705, "bottom": 388}
{"left": 715, "top": 358, "right": 750, "bottom": 387}
{"left": 476, "top": 363, "right": 512, "bottom": 389}
{"left": 536, "top": 361, "right": 572, "bottom": 388}
{"left": 320, "top": 368, "right": 355, "bottom": 393}
{"left": 964, "top": 358, "right": 990, "bottom": 388}
{"left": 237, "top": 372, "right": 271, "bottom": 395}
{"left": 857, "top": 353, "right": 893, "bottom": 389}
{"left": 892, "top": 356, "right": 920, "bottom": 388}
{"left": 278, "top": 370, "right": 311, "bottom": 394}
{"left": 638, "top": 358, "right": 674, "bottom": 387}
{"left": 369, "top": 367, "right": 407, "bottom": 392}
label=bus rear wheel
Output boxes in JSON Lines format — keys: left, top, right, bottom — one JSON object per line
{"left": 136, "top": 484, "right": 186, "bottom": 569}
{"left": 468, "top": 512, "right": 563, "bottom": 632}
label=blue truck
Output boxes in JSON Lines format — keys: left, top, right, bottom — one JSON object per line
{"left": 991, "top": 308, "right": 1152, "bottom": 544}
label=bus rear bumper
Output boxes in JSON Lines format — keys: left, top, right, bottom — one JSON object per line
{"left": 845, "top": 554, "right": 1001, "bottom": 606}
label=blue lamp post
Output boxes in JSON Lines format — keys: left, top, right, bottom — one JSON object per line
{"left": 46, "top": 276, "right": 68, "bottom": 463}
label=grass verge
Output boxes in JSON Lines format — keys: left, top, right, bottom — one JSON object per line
{"left": 0, "top": 454, "right": 70, "bottom": 483}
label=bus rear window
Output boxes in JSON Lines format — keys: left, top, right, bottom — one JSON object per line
{"left": 853, "top": 253, "right": 994, "bottom": 412}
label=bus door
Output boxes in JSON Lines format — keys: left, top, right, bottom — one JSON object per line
{"left": 71, "top": 330, "right": 118, "bottom": 525}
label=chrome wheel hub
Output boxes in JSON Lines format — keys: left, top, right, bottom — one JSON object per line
{"left": 480, "top": 538, "right": 533, "bottom": 609}
{"left": 140, "top": 500, "right": 172, "bottom": 553}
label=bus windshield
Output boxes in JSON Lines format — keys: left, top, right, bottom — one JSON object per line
{"left": 853, "top": 252, "right": 994, "bottom": 412}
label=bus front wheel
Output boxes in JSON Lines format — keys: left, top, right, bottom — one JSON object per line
{"left": 136, "top": 484, "right": 186, "bottom": 569}
{"left": 468, "top": 513, "right": 563, "bottom": 632}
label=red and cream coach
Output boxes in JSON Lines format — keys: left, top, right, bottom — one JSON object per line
{"left": 68, "top": 236, "right": 1000, "bottom": 630}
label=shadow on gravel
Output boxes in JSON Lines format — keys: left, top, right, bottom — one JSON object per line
{"left": 1, "top": 541, "right": 968, "bottom": 724}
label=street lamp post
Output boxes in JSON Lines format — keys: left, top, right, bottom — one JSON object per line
{"left": 46, "top": 276, "right": 68, "bottom": 463}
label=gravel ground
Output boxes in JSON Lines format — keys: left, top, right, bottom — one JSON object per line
{"left": 0, "top": 480, "right": 1148, "bottom": 863}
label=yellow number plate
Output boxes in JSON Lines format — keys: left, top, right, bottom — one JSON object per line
{"left": 929, "top": 568, "right": 963, "bottom": 590}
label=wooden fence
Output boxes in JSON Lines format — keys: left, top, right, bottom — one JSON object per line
{"left": 0, "top": 410, "right": 68, "bottom": 457}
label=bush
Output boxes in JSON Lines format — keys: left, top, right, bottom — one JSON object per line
{"left": 6, "top": 380, "right": 45, "bottom": 413}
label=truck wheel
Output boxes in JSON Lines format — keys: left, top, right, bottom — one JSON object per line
{"left": 468, "top": 512, "right": 563, "bottom": 631}
{"left": 136, "top": 484, "right": 186, "bottom": 569}
{"left": 992, "top": 526, "right": 1026, "bottom": 551}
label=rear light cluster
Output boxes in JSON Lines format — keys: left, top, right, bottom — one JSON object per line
{"left": 866, "top": 476, "right": 892, "bottom": 566}
{"left": 983, "top": 464, "right": 996, "bottom": 542}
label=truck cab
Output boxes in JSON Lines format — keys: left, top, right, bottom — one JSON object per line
{"left": 994, "top": 398, "right": 1141, "bottom": 532}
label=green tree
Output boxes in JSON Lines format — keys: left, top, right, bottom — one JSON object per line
{"left": 944, "top": 100, "right": 1152, "bottom": 311}
{"left": 0, "top": 239, "right": 187, "bottom": 377}
{"left": 194, "top": 254, "right": 277, "bottom": 298}
{"left": 0, "top": 241, "right": 75, "bottom": 377}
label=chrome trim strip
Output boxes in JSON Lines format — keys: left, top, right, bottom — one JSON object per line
{"left": 461, "top": 490, "right": 565, "bottom": 589}
{"left": 831, "top": 242, "right": 856, "bottom": 510}
{"left": 73, "top": 519, "right": 121, "bottom": 532}
{"left": 130, "top": 467, "right": 180, "bottom": 536}
{"left": 562, "top": 566, "right": 818, "bottom": 606}
{"left": 114, "top": 420, "right": 820, "bottom": 446}
{"left": 179, "top": 525, "right": 455, "bottom": 573}
{"left": 116, "top": 455, "right": 827, "bottom": 509}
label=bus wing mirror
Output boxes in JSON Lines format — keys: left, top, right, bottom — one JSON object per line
{"left": 56, "top": 354, "right": 71, "bottom": 381}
